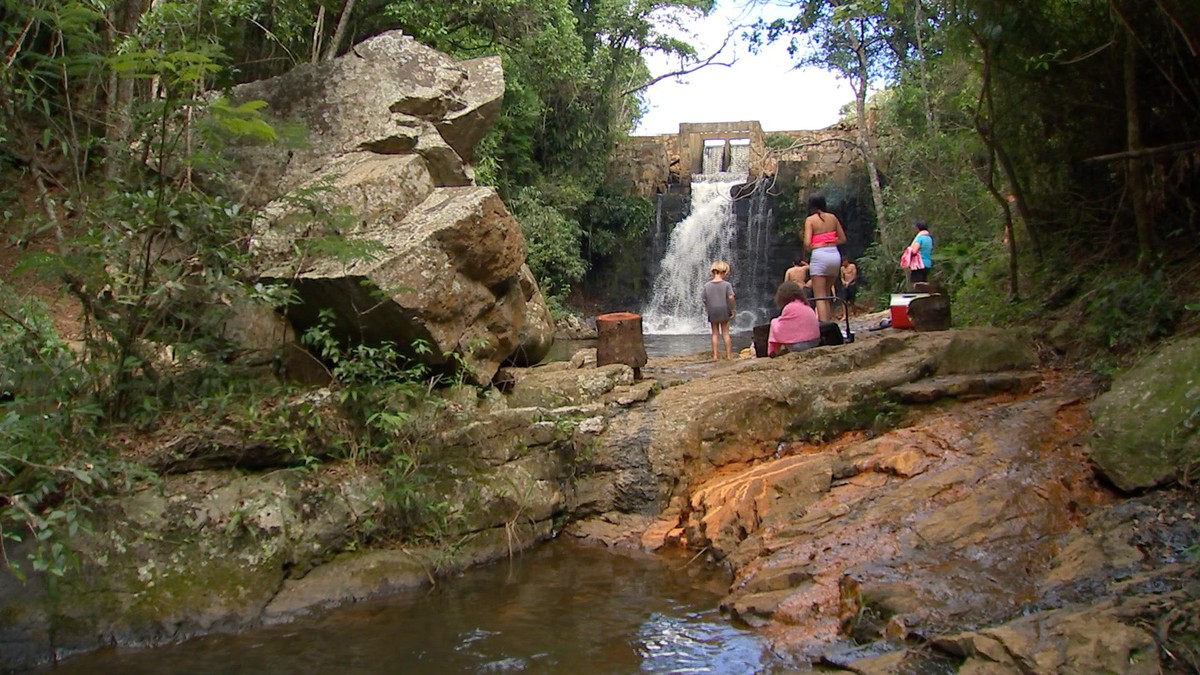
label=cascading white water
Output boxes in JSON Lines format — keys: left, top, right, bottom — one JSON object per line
{"left": 728, "top": 142, "right": 750, "bottom": 175}
{"left": 642, "top": 170, "right": 749, "bottom": 334}
{"left": 702, "top": 144, "right": 724, "bottom": 173}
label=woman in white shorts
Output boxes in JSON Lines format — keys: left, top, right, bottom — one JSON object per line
{"left": 802, "top": 193, "right": 847, "bottom": 321}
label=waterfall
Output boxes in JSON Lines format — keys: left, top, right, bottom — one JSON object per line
{"left": 702, "top": 144, "right": 724, "bottom": 173}
{"left": 642, "top": 135, "right": 782, "bottom": 335}
{"left": 729, "top": 143, "right": 750, "bottom": 175}
{"left": 643, "top": 171, "right": 767, "bottom": 334}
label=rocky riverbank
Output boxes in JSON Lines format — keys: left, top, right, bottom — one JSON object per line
{"left": 3, "top": 326, "right": 1197, "bottom": 672}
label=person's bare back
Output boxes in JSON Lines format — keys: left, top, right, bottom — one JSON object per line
{"left": 784, "top": 261, "right": 811, "bottom": 287}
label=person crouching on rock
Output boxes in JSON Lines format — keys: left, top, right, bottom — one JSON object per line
{"left": 768, "top": 281, "right": 821, "bottom": 356}
{"left": 702, "top": 261, "right": 736, "bottom": 360}
{"left": 784, "top": 257, "right": 815, "bottom": 305}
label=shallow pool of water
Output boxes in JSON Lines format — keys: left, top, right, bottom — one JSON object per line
{"left": 544, "top": 332, "right": 755, "bottom": 363}
{"left": 44, "top": 540, "right": 788, "bottom": 674}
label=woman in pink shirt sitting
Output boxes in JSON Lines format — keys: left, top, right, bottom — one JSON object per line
{"left": 768, "top": 281, "right": 821, "bottom": 356}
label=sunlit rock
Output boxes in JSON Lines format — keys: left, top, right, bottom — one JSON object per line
{"left": 217, "top": 31, "right": 549, "bottom": 383}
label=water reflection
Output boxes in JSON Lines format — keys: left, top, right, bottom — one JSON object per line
{"left": 43, "top": 540, "right": 785, "bottom": 674}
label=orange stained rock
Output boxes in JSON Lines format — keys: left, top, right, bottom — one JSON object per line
{"left": 678, "top": 372, "right": 1114, "bottom": 660}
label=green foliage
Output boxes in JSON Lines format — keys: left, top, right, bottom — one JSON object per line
{"left": 0, "top": 0, "right": 291, "bottom": 577}
{"left": 296, "top": 309, "right": 470, "bottom": 540}
{"left": 764, "top": 133, "right": 796, "bottom": 150}
{"left": 0, "top": 0, "right": 105, "bottom": 179}
{"left": 951, "top": 253, "right": 1033, "bottom": 328}
{"left": 251, "top": 305, "right": 463, "bottom": 541}
{"left": 301, "top": 309, "right": 430, "bottom": 429}
{"left": 43, "top": 185, "right": 257, "bottom": 422}
{"left": 374, "top": 448, "right": 457, "bottom": 541}
{"left": 578, "top": 185, "right": 653, "bottom": 261}
{"left": 0, "top": 291, "right": 76, "bottom": 401}
{"left": 507, "top": 187, "right": 588, "bottom": 301}
{"left": 854, "top": 241, "right": 899, "bottom": 303}
{"left": 0, "top": 287, "right": 107, "bottom": 580}
{"left": 768, "top": 176, "right": 806, "bottom": 239}
{"left": 246, "top": 394, "right": 338, "bottom": 467}
{"left": 1080, "top": 272, "right": 1179, "bottom": 354}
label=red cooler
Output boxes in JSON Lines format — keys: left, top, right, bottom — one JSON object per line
{"left": 890, "top": 293, "right": 930, "bottom": 329}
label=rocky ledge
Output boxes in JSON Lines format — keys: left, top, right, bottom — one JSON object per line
{"left": 1, "top": 328, "right": 1196, "bottom": 672}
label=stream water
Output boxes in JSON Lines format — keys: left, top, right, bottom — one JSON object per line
{"left": 41, "top": 540, "right": 787, "bottom": 674}
{"left": 543, "top": 333, "right": 755, "bottom": 363}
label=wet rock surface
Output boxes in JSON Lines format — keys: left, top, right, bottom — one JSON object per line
{"left": 695, "top": 388, "right": 1107, "bottom": 652}
{"left": 546, "top": 323, "right": 1199, "bottom": 671}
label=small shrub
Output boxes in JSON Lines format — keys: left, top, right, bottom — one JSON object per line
{"left": 1080, "top": 271, "right": 1178, "bottom": 354}
{"left": 0, "top": 288, "right": 108, "bottom": 579}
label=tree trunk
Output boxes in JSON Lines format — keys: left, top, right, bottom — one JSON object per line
{"left": 993, "top": 142, "right": 1040, "bottom": 257}
{"left": 1003, "top": 197, "right": 1019, "bottom": 300}
{"left": 595, "top": 312, "right": 647, "bottom": 376}
{"left": 1122, "top": 25, "right": 1155, "bottom": 267}
{"left": 311, "top": 5, "right": 326, "bottom": 63}
{"left": 971, "top": 31, "right": 1020, "bottom": 299}
{"left": 322, "top": 0, "right": 359, "bottom": 62}
{"left": 913, "top": 0, "right": 935, "bottom": 134}
{"left": 852, "top": 29, "right": 888, "bottom": 251}
{"left": 103, "top": 0, "right": 149, "bottom": 182}
{"left": 968, "top": 28, "right": 1039, "bottom": 264}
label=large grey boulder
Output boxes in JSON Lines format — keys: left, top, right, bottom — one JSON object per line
{"left": 1088, "top": 337, "right": 1200, "bottom": 491}
{"left": 263, "top": 186, "right": 529, "bottom": 381}
{"left": 436, "top": 56, "right": 505, "bottom": 164}
{"left": 220, "top": 31, "right": 551, "bottom": 383}
{"left": 505, "top": 265, "right": 556, "bottom": 367}
{"left": 225, "top": 32, "right": 501, "bottom": 203}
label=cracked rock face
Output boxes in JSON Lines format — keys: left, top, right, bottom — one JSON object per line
{"left": 222, "top": 31, "right": 550, "bottom": 382}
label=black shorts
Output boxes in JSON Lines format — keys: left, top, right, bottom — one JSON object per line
{"left": 909, "top": 269, "right": 930, "bottom": 283}
{"left": 836, "top": 282, "right": 857, "bottom": 303}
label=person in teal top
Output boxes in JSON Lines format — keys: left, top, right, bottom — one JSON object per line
{"left": 907, "top": 220, "right": 934, "bottom": 284}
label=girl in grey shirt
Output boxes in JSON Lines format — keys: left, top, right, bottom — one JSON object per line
{"left": 702, "top": 261, "right": 736, "bottom": 359}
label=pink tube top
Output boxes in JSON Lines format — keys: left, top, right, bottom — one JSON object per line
{"left": 811, "top": 230, "right": 839, "bottom": 246}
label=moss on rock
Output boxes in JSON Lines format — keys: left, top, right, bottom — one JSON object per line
{"left": 935, "top": 327, "right": 1037, "bottom": 375}
{"left": 1088, "top": 337, "right": 1200, "bottom": 492}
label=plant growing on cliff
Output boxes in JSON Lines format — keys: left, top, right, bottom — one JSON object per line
{"left": 300, "top": 310, "right": 432, "bottom": 440}
{"left": 4, "top": 0, "right": 282, "bottom": 422}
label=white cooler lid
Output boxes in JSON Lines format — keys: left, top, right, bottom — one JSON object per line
{"left": 890, "top": 293, "right": 930, "bottom": 307}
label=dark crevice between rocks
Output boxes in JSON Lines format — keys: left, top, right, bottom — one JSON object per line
{"left": 359, "top": 135, "right": 418, "bottom": 154}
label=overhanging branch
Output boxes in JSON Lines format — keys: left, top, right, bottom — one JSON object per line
{"left": 622, "top": 33, "right": 737, "bottom": 97}
{"left": 1083, "top": 139, "right": 1200, "bottom": 163}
